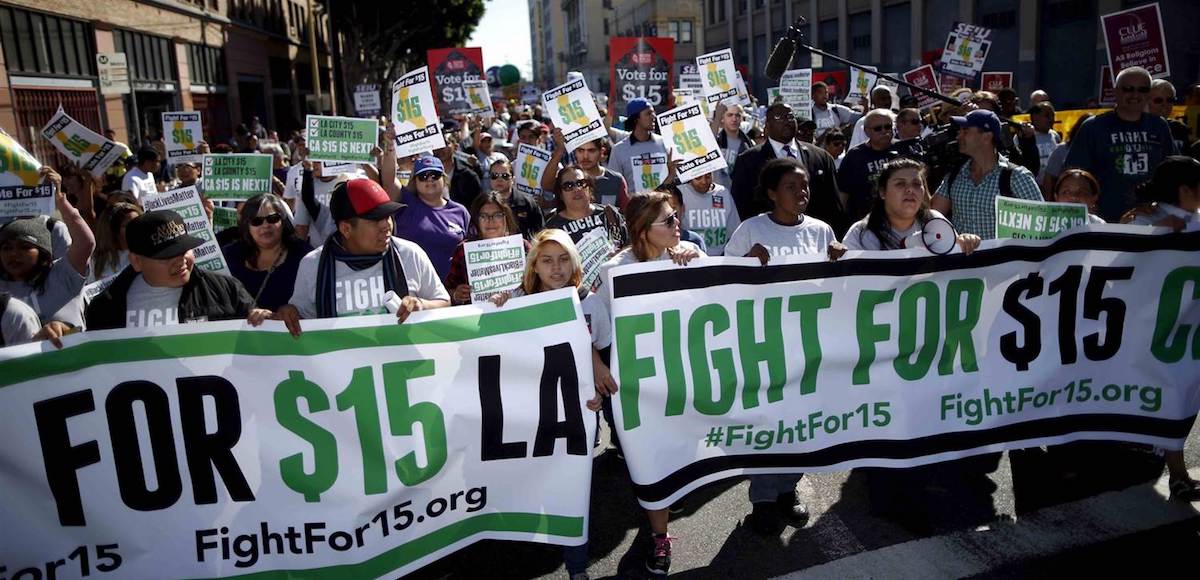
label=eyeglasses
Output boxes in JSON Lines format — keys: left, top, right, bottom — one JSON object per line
{"left": 651, "top": 212, "right": 679, "bottom": 228}
{"left": 250, "top": 213, "right": 283, "bottom": 227}
{"left": 490, "top": 172, "right": 512, "bottom": 180}
{"left": 416, "top": 171, "right": 444, "bottom": 182}
{"left": 479, "top": 211, "right": 507, "bottom": 222}
{"left": 868, "top": 124, "right": 894, "bottom": 133}
{"left": 560, "top": 179, "right": 589, "bottom": 192}
{"left": 1118, "top": 85, "right": 1151, "bottom": 94}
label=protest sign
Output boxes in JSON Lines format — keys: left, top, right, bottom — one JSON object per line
{"left": 846, "top": 66, "right": 878, "bottom": 103}
{"left": 140, "top": 185, "right": 230, "bottom": 276}
{"left": 542, "top": 78, "right": 605, "bottom": 152}
{"left": 779, "top": 69, "right": 813, "bottom": 120}
{"left": 981, "top": 72, "right": 1013, "bottom": 92}
{"left": 161, "top": 112, "right": 203, "bottom": 166}
{"left": 321, "top": 161, "right": 357, "bottom": 176}
{"left": 514, "top": 143, "right": 552, "bottom": 198}
{"left": 465, "top": 234, "right": 527, "bottom": 303}
{"left": 609, "top": 37, "right": 674, "bottom": 118}
{"left": 427, "top": 47, "right": 486, "bottom": 115}
{"left": 939, "top": 22, "right": 992, "bottom": 81}
{"left": 577, "top": 227, "right": 615, "bottom": 292}
{"left": 994, "top": 197, "right": 1090, "bottom": 240}
{"left": 767, "top": 87, "right": 781, "bottom": 104}
{"left": 1099, "top": 65, "right": 1117, "bottom": 106}
{"left": 657, "top": 103, "right": 724, "bottom": 183}
{"left": 606, "top": 227, "right": 1200, "bottom": 508}
{"left": 696, "top": 49, "right": 739, "bottom": 107}
{"left": 903, "top": 65, "right": 942, "bottom": 109}
{"left": 1102, "top": 3, "right": 1169, "bottom": 81}
{"left": 96, "top": 52, "right": 130, "bottom": 95}
{"left": 462, "top": 79, "right": 494, "bottom": 116}
{"left": 354, "top": 84, "right": 381, "bottom": 117}
{"left": 0, "top": 128, "right": 53, "bottom": 219}
{"left": 521, "top": 84, "right": 540, "bottom": 106}
{"left": 213, "top": 206, "right": 239, "bottom": 233}
{"left": 305, "top": 115, "right": 379, "bottom": 165}
{"left": 734, "top": 71, "right": 753, "bottom": 108}
{"left": 201, "top": 154, "right": 273, "bottom": 201}
{"left": 0, "top": 289, "right": 594, "bottom": 579}
{"left": 40, "top": 107, "right": 123, "bottom": 177}
{"left": 940, "top": 73, "right": 968, "bottom": 96}
{"left": 630, "top": 153, "right": 669, "bottom": 192}
{"left": 391, "top": 67, "right": 446, "bottom": 158}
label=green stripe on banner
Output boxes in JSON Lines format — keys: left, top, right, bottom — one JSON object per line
{"left": 206, "top": 512, "right": 584, "bottom": 579}
{"left": 0, "top": 297, "right": 577, "bottom": 388}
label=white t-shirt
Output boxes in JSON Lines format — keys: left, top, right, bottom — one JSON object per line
{"left": 0, "top": 258, "right": 87, "bottom": 327}
{"left": 293, "top": 172, "right": 363, "bottom": 247}
{"left": 724, "top": 213, "right": 837, "bottom": 258}
{"left": 679, "top": 182, "right": 741, "bottom": 256}
{"left": 1, "top": 294, "right": 40, "bottom": 346}
{"left": 842, "top": 209, "right": 948, "bottom": 251}
{"left": 1034, "top": 130, "right": 1061, "bottom": 179}
{"left": 290, "top": 237, "right": 451, "bottom": 318}
{"left": 125, "top": 276, "right": 183, "bottom": 327}
{"left": 585, "top": 241, "right": 703, "bottom": 349}
{"left": 121, "top": 167, "right": 157, "bottom": 201}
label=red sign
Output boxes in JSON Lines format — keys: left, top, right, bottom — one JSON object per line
{"left": 902, "top": 65, "right": 942, "bottom": 110}
{"left": 939, "top": 73, "right": 968, "bottom": 96}
{"left": 426, "top": 47, "right": 485, "bottom": 115}
{"left": 1101, "top": 3, "right": 1170, "bottom": 80}
{"left": 812, "top": 70, "right": 849, "bottom": 101}
{"left": 981, "top": 72, "right": 1012, "bottom": 92}
{"left": 609, "top": 37, "right": 674, "bottom": 116}
{"left": 1099, "top": 65, "right": 1117, "bottom": 106}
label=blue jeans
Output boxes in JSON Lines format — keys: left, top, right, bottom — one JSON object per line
{"left": 748, "top": 473, "right": 802, "bottom": 504}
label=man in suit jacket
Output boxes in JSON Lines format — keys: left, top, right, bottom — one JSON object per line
{"left": 730, "top": 103, "right": 849, "bottom": 236}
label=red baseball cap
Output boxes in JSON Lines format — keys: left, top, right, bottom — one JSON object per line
{"left": 329, "top": 178, "right": 404, "bottom": 222}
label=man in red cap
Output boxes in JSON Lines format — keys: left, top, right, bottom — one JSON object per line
{"left": 275, "top": 178, "right": 449, "bottom": 336}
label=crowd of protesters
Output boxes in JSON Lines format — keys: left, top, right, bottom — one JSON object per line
{"left": 3, "top": 64, "right": 1200, "bottom": 579}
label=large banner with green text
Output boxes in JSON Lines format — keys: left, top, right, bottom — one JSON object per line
{"left": 607, "top": 226, "right": 1200, "bottom": 509}
{"left": 0, "top": 290, "right": 594, "bottom": 579}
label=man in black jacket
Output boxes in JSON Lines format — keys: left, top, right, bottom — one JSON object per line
{"left": 729, "top": 103, "right": 850, "bottom": 236}
{"left": 87, "top": 210, "right": 260, "bottom": 331}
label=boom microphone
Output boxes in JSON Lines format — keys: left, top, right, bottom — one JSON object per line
{"left": 764, "top": 17, "right": 809, "bottom": 81}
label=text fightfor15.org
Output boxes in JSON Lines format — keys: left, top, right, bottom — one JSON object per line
{"left": 941, "top": 378, "right": 1162, "bottom": 426}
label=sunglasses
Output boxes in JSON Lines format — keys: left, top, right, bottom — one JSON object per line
{"left": 869, "top": 124, "right": 894, "bottom": 133}
{"left": 560, "top": 179, "right": 589, "bottom": 192}
{"left": 1118, "top": 85, "right": 1151, "bottom": 94}
{"left": 416, "top": 171, "right": 444, "bottom": 182}
{"left": 652, "top": 212, "right": 679, "bottom": 228}
{"left": 250, "top": 213, "right": 283, "bottom": 227}
{"left": 490, "top": 172, "right": 512, "bottom": 180}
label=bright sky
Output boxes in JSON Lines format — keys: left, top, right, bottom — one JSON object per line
{"left": 467, "top": 0, "right": 534, "bottom": 79}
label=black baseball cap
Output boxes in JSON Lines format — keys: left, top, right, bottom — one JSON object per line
{"left": 329, "top": 178, "right": 404, "bottom": 222}
{"left": 126, "top": 210, "right": 205, "bottom": 259}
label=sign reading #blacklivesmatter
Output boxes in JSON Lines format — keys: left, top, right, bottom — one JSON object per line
{"left": 609, "top": 37, "right": 674, "bottom": 118}
{"left": 201, "top": 153, "right": 273, "bottom": 201}
{"left": 656, "top": 103, "right": 725, "bottom": 183}
{"left": 40, "top": 107, "right": 123, "bottom": 177}
{"left": 0, "top": 288, "right": 594, "bottom": 578}
{"left": 696, "top": 48, "right": 739, "bottom": 107}
{"left": 542, "top": 78, "right": 605, "bottom": 152}
{"left": 1102, "top": 3, "right": 1169, "bottom": 81}
{"left": 514, "top": 143, "right": 552, "bottom": 197}
{"left": 0, "top": 128, "right": 54, "bottom": 219}
{"left": 391, "top": 66, "right": 446, "bottom": 158}
{"left": 427, "top": 47, "right": 485, "bottom": 116}
{"left": 994, "top": 197, "right": 1090, "bottom": 240}
{"left": 305, "top": 115, "right": 379, "bottom": 165}
{"left": 606, "top": 227, "right": 1200, "bottom": 509}
{"left": 140, "top": 185, "right": 231, "bottom": 276}
{"left": 161, "top": 112, "right": 203, "bottom": 166}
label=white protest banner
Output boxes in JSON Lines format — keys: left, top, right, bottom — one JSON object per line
{"left": 40, "top": 107, "right": 123, "bottom": 177}
{"left": 465, "top": 234, "right": 526, "bottom": 303}
{"left": 657, "top": 103, "right": 724, "bottom": 183}
{"left": 577, "top": 227, "right": 615, "bottom": 292}
{"left": 606, "top": 227, "right": 1200, "bottom": 509}
{"left": 96, "top": 52, "right": 130, "bottom": 95}
{"left": 779, "top": 69, "right": 813, "bottom": 120}
{"left": 354, "top": 84, "right": 382, "bottom": 117}
{"left": 939, "top": 22, "right": 993, "bottom": 81}
{"left": 734, "top": 71, "right": 753, "bottom": 108}
{"left": 696, "top": 49, "right": 739, "bottom": 107}
{"left": 630, "top": 153, "right": 670, "bottom": 192}
{"left": 514, "top": 143, "right": 552, "bottom": 197}
{"left": 161, "top": 111, "right": 203, "bottom": 166}
{"left": 1102, "top": 3, "right": 1170, "bottom": 81}
{"left": 391, "top": 66, "right": 446, "bottom": 158}
{"left": 0, "top": 128, "right": 53, "bottom": 219}
{"left": 202, "top": 154, "right": 273, "bottom": 201}
{"left": 0, "top": 289, "right": 594, "bottom": 579}
{"left": 994, "top": 197, "right": 1090, "bottom": 240}
{"left": 542, "top": 78, "right": 605, "bottom": 152}
{"left": 140, "top": 185, "right": 231, "bottom": 276}
{"left": 846, "top": 66, "right": 878, "bottom": 103}
{"left": 903, "top": 65, "right": 943, "bottom": 109}
{"left": 463, "top": 79, "right": 494, "bottom": 116}
{"left": 306, "top": 115, "right": 379, "bottom": 165}
{"left": 321, "top": 161, "right": 357, "bottom": 176}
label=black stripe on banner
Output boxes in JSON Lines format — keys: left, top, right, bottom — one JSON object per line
{"left": 613, "top": 231, "right": 1200, "bottom": 299}
{"left": 633, "top": 413, "right": 1197, "bottom": 503}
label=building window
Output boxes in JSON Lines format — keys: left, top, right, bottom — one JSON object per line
{"left": 882, "top": 3, "right": 911, "bottom": 73}
{"left": 114, "top": 29, "right": 177, "bottom": 84}
{"left": 681, "top": 21, "right": 692, "bottom": 43}
{"left": 849, "top": 12, "right": 870, "bottom": 64}
{"left": 818, "top": 18, "right": 838, "bottom": 57}
{"left": 188, "top": 43, "right": 226, "bottom": 87}
{"left": 0, "top": 6, "right": 95, "bottom": 77}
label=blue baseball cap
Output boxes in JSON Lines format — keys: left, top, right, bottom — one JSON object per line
{"left": 624, "top": 98, "right": 652, "bottom": 131}
{"left": 413, "top": 155, "right": 444, "bottom": 175}
{"left": 950, "top": 109, "right": 1002, "bottom": 146}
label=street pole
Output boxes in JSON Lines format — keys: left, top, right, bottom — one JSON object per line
{"left": 307, "top": 0, "right": 322, "bottom": 113}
